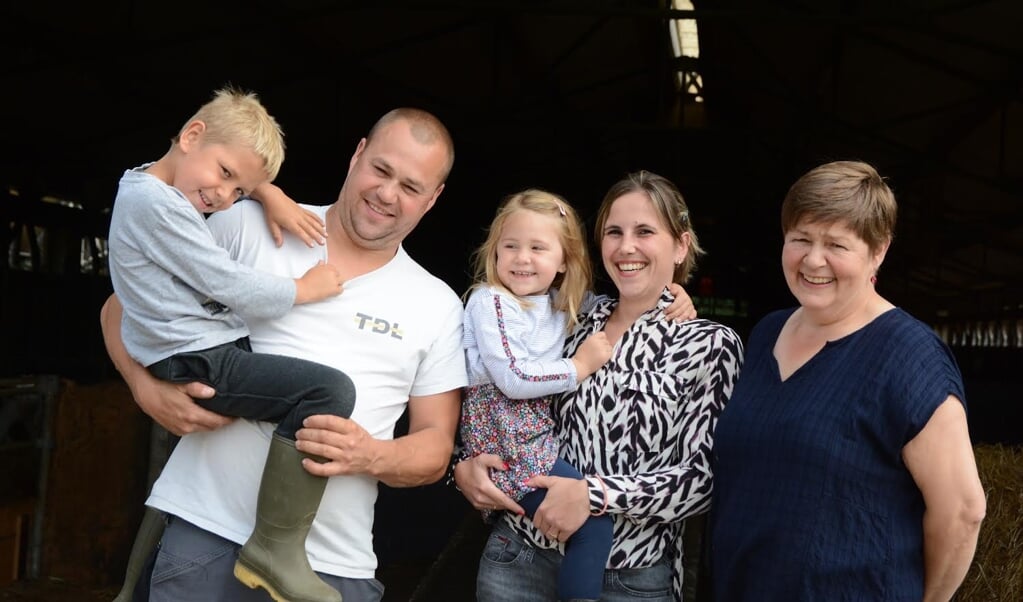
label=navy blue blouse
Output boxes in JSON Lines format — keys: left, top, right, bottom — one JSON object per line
{"left": 710, "top": 307, "right": 965, "bottom": 601}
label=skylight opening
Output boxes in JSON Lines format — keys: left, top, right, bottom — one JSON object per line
{"left": 669, "top": 0, "right": 704, "bottom": 103}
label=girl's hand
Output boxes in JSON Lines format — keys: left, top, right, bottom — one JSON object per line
{"left": 572, "top": 331, "right": 613, "bottom": 381}
{"left": 454, "top": 454, "right": 524, "bottom": 515}
{"left": 253, "top": 182, "right": 327, "bottom": 248}
{"left": 665, "top": 282, "right": 697, "bottom": 322}
{"left": 525, "top": 474, "right": 590, "bottom": 542}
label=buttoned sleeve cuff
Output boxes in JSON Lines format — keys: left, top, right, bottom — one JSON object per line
{"left": 586, "top": 475, "right": 609, "bottom": 516}
{"left": 444, "top": 444, "right": 474, "bottom": 490}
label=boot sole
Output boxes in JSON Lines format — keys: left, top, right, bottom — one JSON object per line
{"left": 233, "top": 560, "right": 343, "bottom": 602}
{"left": 234, "top": 560, "right": 290, "bottom": 602}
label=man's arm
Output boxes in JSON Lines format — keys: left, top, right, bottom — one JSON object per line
{"left": 296, "top": 388, "right": 460, "bottom": 487}
{"left": 99, "top": 294, "right": 230, "bottom": 435}
{"left": 903, "top": 396, "right": 986, "bottom": 602}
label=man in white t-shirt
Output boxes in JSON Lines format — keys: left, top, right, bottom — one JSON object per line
{"left": 100, "top": 108, "right": 466, "bottom": 602}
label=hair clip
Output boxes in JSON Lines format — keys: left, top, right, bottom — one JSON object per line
{"left": 557, "top": 203, "right": 567, "bottom": 217}
{"left": 679, "top": 210, "right": 689, "bottom": 225}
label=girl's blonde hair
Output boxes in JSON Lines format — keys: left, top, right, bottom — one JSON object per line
{"left": 469, "top": 189, "right": 591, "bottom": 329}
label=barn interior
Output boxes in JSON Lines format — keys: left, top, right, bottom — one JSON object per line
{"left": 1, "top": 1, "right": 1020, "bottom": 600}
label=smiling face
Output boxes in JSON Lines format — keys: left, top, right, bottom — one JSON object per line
{"left": 600, "top": 191, "right": 687, "bottom": 308}
{"left": 335, "top": 117, "right": 447, "bottom": 252}
{"left": 494, "top": 208, "right": 566, "bottom": 297}
{"left": 782, "top": 218, "right": 887, "bottom": 320}
{"left": 172, "top": 122, "right": 267, "bottom": 213}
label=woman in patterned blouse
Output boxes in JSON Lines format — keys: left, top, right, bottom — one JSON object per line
{"left": 455, "top": 171, "right": 744, "bottom": 601}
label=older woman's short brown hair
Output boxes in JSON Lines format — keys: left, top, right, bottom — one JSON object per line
{"left": 781, "top": 160, "right": 897, "bottom": 253}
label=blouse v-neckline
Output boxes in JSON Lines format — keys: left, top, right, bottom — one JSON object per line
{"left": 771, "top": 307, "right": 898, "bottom": 383}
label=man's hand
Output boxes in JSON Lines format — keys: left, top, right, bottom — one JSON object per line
{"left": 296, "top": 390, "right": 460, "bottom": 485}
{"left": 101, "top": 293, "right": 233, "bottom": 435}
{"left": 295, "top": 415, "right": 381, "bottom": 477}
{"left": 130, "top": 374, "right": 232, "bottom": 436}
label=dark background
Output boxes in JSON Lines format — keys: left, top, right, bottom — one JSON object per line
{"left": 1, "top": 0, "right": 1020, "bottom": 596}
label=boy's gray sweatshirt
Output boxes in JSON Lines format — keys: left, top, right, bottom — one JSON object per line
{"left": 108, "top": 166, "right": 296, "bottom": 367}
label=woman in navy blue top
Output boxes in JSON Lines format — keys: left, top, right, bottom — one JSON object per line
{"left": 710, "top": 161, "right": 986, "bottom": 601}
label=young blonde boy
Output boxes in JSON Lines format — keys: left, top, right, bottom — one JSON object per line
{"left": 109, "top": 87, "right": 353, "bottom": 602}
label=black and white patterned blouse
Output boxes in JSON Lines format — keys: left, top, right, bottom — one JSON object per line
{"left": 501, "top": 289, "right": 744, "bottom": 598}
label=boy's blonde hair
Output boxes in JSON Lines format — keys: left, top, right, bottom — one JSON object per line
{"left": 178, "top": 86, "right": 285, "bottom": 181}
{"left": 470, "top": 189, "right": 592, "bottom": 330}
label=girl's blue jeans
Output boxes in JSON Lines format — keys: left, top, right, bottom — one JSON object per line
{"left": 518, "top": 458, "right": 613, "bottom": 600}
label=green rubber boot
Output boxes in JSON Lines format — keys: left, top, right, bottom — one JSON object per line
{"left": 233, "top": 434, "right": 341, "bottom": 602}
{"left": 112, "top": 507, "right": 165, "bottom": 602}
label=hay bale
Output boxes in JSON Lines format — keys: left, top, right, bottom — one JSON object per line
{"left": 956, "top": 444, "right": 1023, "bottom": 601}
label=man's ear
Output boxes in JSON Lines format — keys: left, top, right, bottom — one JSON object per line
{"left": 179, "top": 120, "right": 207, "bottom": 151}
{"left": 348, "top": 138, "right": 368, "bottom": 174}
{"left": 424, "top": 182, "right": 444, "bottom": 213}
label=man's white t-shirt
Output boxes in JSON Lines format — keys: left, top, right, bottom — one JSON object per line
{"left": 147, "top": 201, "right": 467, "bottom": 578}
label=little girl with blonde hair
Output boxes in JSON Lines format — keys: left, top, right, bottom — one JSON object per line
{"left": 461, "top": 189, "right": 612, "bottom": 601}
{"left": 462, "top": 189, "right": 694, "bottom": 600}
